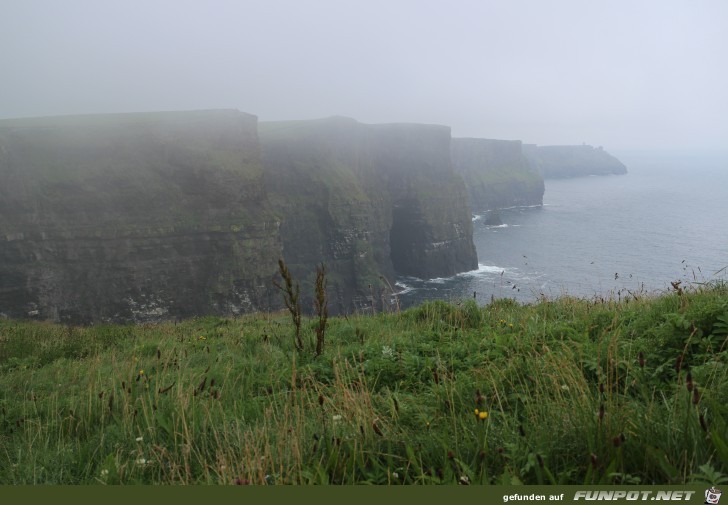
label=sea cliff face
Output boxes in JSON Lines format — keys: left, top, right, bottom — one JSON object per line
{"left": 451, "top": 138, "right": 545, "bottom": 212}
{"left": 260, "top": 117, "right": 478, "bottom": 312}
{"left": 0, "top": 111, "right": 478, "bottom": 322}
{"left": 0, "top": 110, "right": 283, "bottom": 323}
{"left": 523, "top": 144, "right": 627, "bottom": 178}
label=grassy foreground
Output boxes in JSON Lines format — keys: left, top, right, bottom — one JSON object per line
{"left": 1, "top": 284, "right": 727, "bottom": 485}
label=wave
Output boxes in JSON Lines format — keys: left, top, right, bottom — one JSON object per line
{"left": 472, "top": 214, "right": 483, "bottom": 222}
{"left": 486, "top": 224, "right": 509, "bottom": 229}
{"left": 393, "top": 281, "right": 415, "bottom": 295}
{"left": 460, "top": 263, "right": 510, "bottom": 276}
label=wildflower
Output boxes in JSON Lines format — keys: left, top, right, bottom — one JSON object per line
{"left": 459, "top": 475, "right": 470, "bottom": 485}
{"left": 136, "top": 458, "right": 147, "bottom": 465}
{"left": 474, "top": 408, "right": 479, "bottom": 416}
{"left": 392, "top": 472, "right": 399, "bottom": 480}
{"left": 100, "top": 469, "right": 109, "bottom": 478}
{"left": 139, "top": 370, "right": 144, "bottom": 376}
{"left": 332, "top": 414, "right": 342, "bottom": 422}
{"left": 478, "top": 411, "right": 488, "bottom": 420}
{"left": 561, "top": 385, "right": 569, "bottom": 392}
{"left": 198, "top": 335, "right": 206, "bottom": 341}
{"left": 381, "top": 345, "right": 394, "bottom": 358}
{"left": 135, "top": 436, "right": 143, "bottom": 442}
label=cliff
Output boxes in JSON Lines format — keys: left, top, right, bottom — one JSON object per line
{"left": 0, "top": 110, "right": 283, "bottom": 323}
{"left": 260, "top": 117, "right": 478, "bottom": 312}
{"left": 0, "top": 111, "right": 478, "bottom": 323}
{"left": 523, "top": 144, "right": 627, "bottom": 178}
{"left": 451, "top": 138, "right": 545, "bottom": 212}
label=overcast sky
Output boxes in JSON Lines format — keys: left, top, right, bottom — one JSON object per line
{"left": 2, "top": 0, "right": 727, "bottom": 150}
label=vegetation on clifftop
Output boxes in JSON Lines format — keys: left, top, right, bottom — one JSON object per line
{"left": 1, "top": 282, "right": 726, "bottom": 484}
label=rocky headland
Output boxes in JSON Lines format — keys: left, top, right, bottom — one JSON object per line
{"left": 523, "top": 144, "right": 627, "bottom": 178}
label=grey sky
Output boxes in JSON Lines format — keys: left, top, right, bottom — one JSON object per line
{"left": 2, "top": 0, "right": 726, "bottom": 150}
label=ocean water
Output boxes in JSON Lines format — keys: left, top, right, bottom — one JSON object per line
{"left": 396, "top": 151, "right": 728, "bottom": 307}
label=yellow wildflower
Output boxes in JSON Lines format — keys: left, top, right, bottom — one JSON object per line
{"left": 479, "top": 411, "right": 488, "bottom": 420}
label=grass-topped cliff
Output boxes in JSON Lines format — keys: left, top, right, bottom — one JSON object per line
{"left": 1, "top": 283, "right": 726, "bottom": 484}
{"left": 1, "top": 111, "right": 482, "bottom": 323}
{"left": 0, "top": 110, "right": 283, "bottom": 323}
{"left": 452, "top": 138, "right": 545, "bottom": 212}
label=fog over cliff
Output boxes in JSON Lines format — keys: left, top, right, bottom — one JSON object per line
{"left": 2, "top": 0, "right": 727, "bottom": 152}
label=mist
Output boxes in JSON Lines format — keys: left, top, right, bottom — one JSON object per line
{"left": 2, "top": 0, "right": 727, "bottom": 151}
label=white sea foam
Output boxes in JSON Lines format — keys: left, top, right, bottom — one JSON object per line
{"left": 459, "top": 263, "right": 510, "bottom": 276}
{"left": 486, "top": 224, "right": 509, "bottom": 229}
{"left": 472, "top": 214, "right": 483, "bottom": 222}
{"left": 394, "top": 281, "right": 415, "bottom": 295}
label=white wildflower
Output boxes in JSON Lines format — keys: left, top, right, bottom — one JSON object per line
{"left": 135, "top": 436, "right": 143, "bottom": 442}
{"left": 381, "top": 345, "right": 395, "bottom": 358}
{"left": 332, "top": 414, "right": 342, "bottom": 422}
{"left": 136, "top": 458, "right": 147, "bottom": 465}
{"left": 100, "top": 469, "right": 109, "bottom": 478}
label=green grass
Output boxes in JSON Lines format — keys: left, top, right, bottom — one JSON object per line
{"left": 1, "top": 283, "right": 727, "bottom": 485}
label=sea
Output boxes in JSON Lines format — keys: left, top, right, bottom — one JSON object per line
{"left": 396, "top": 151, "right": 728, "bottom": 307}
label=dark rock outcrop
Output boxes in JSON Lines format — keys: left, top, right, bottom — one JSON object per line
{"left": 523, "top": 144, "right": 627, "bottom": 178}
{"left": 451, "top": 138, "right": 544, "bottom": 212}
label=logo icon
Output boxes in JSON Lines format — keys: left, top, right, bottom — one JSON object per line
{"left": 706, "top": 487, "right": 722, "bottom": 505}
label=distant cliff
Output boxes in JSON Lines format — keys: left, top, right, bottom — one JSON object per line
{"left": 0, "top": 111, "right": 478, "bottom": 322}
{"left": 451, "top": 138, "right": 544, "bottom": 212}
{"left": 260, "top": 117, "right": 478, "bottom": 313}
{"left": 523, "top": 144, "right": 627, "bottom": 178}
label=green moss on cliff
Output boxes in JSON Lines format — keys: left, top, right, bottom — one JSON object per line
{"left": 452, "top": 138, "right": 544, "bottom": 212}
